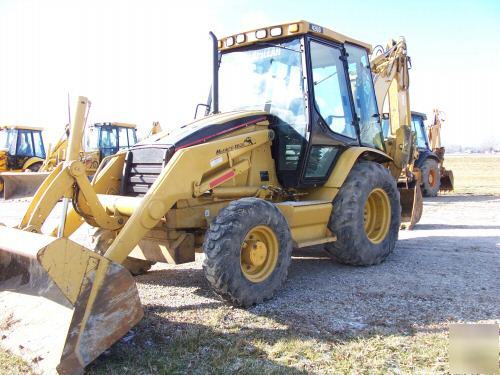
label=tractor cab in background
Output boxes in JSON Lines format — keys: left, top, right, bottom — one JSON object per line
{"left": 0, "top": 125, "right": 46, "bottom": 171}
{"left": 84, "top": 122, "right": 138, "bottom": 172}
{"left": 382, "top": 111, "right": 453, "bottom": 196}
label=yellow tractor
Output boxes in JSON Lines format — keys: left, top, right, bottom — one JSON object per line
{"left": 0, "top": 125, "right": 48, "bottom": 197}
{"left": 0, "top": 122, "right": 139, "bottom": 199}
{"left": 0, "top": 21, "right": 417, "bottom": 373}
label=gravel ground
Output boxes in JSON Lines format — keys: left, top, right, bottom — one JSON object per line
{"left": 0, "top": 193, "right": 499, "bottom": 373}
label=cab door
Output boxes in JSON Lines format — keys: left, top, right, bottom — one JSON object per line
{"left": 298, "top": 38, "right": 357, "bottom": 187}
{"left": 99, "top": 126, "right": 119, "bottom": 157}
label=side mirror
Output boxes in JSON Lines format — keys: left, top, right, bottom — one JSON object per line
{"left": 194, "top": 103, "right": 210, "bottom": 119}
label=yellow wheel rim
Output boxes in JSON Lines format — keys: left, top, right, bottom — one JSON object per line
{"left": 363, "top": 188, "right": 391, "bottom": 244}
{"left": 428, "top": 169, "right": 436, "bottom": 187}
{"left": 240, "top": 225, "right": 279, "bottom": 283}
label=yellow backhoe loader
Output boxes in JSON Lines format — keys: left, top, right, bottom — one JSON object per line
{"left": 0, "top": 122, "right": 138, "bottom": 199}
{"left": 0, "top": 21, "right": 417, "bottom": 374}
{"left": 0, "top": 125, "right": 48, "bottom": 198}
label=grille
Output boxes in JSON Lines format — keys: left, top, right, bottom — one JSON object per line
{"left": 121, "top": 146, "right": 173, "bottom": 197}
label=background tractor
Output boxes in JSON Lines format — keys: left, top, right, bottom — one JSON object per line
{"left": 382, "top": 109, "right": 454, "bottom": 197}
{"left": 426, "top": 109, "right": 454, "bottom": 194}
{"left": 0, "top": 21, "right": 416, "bottom": 374}
{"left": 0, "top": 125, "right": 47, "bottom": 196}
{"left": 0, "top": 121, "right": 138, "bottom": 199}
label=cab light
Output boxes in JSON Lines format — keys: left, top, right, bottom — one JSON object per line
{"left": 288, "top": 23, "right": 299, "bottom": 33}
{"left": 270, "top": 27, "right": 282, "bottom": 37}
{"left": 236, "top": 34, "right": 246, "bottom": 43}
{"left": 255, "top": 29, "right": 267, "bottom": 39}
{"left": 226, "top": 36, "right": 235, "bottom": 47}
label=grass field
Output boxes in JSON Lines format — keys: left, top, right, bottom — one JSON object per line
{"left": 445, "top": 154, "right": 500, "bottom": 195}
{"left": 1, "top": 154, "right": 498, "bottom": 374}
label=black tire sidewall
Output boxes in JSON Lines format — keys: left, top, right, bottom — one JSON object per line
{"left": 326, "top": 161, "right": 400, "bottom": 265}
{"left": 421, "top": 158, "right": 440, "bottom": 197}
{"left": 27, "top": 162, "right": 42, "bottom": 172}
{"left": 203, "top": 198, "right": 292, "bottom": 306}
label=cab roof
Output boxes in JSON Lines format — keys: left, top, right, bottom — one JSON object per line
{"left": 0, "top": 125, "right": 44, "bottom": 131}
{"left": 219, "top": 20, "right": 372, "bottom": 53}
{"left": 93, "top": 122, "right": 137, "bottom": 129}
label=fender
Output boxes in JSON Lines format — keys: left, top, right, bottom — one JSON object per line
{"left": 22, "top": 156, "right": 44, "bottom": 170}
{"left": 415, "top": 150, "right": 440, "bottom": 169}
{"left": 309, "top": 147, "right": 392, "bottom": 201}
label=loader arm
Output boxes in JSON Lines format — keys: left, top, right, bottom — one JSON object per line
{"left": 370, "top": 38, "right": 413, "bottom": 178}
{"left": 72, "top": 128, "right": 273, "bottom": 263}
{"left": 40, "top": 128, "right": 69, "bottom": 172}
{"left": 370, "top": 38, "right": 423, "bottom": 229}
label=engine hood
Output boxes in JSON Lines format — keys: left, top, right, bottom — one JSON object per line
{"left": 136, "top": 110, "right": 270, "bottom": 150}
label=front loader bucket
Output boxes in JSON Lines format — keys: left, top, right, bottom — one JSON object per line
{"left": 0, "top": 226, "right": 143, "bottom": 374}
{"left": 399, "top": 184, "right": 423, "bottom": 230}
{"left": 440, "top": 169, "right": 454, "bottom": 192}
{"left": 0, "top": 172, "right": 51, "bottom": 200}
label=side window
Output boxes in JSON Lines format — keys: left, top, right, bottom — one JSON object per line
{"left": 305, "top": 146, "right": 339, "bottom": 178}
{"left": 32, "top": 131, "right": 45, "bottom": 158}
{"left": 118, "top": 127, "right": 129, "bottom": 149}
{"left": 128, "top": 128, "right": 137, "bottom": 146}
{"left": 381, "top": 115, "right": 390, "bottom": 139}
{"left": 345, "top": 44, "right": 383, "bottom": 150}
{"left": 411, "top": 116, "right": 428, "bottom": 148}
{"left": 16, "top": 130, "right": 35, "bottom": 156}
{"left": 310, "top": 41, "right": 355, "bottom": 138}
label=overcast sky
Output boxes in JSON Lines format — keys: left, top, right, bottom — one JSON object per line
{"left": 0, "top": 0, "right": 499, "bottom": 147}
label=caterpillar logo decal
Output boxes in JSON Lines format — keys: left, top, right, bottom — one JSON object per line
{"left": 216, "top": 137, "right": 255, "bottom": 155}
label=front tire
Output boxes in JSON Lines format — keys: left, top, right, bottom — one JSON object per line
{"left": 203, "top": 198, "right": 292, "bottom": 307}
{"left": 325, "top": 161, "right": 400, "bottom": 266}
{"left": 421, "top": 158, "right": 440, "bottom": 197}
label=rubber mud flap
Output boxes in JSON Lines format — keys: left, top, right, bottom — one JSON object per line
{"left": 0, "top": 226, "right": 143, "bottom": 374}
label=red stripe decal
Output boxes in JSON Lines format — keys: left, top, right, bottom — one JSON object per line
{"left": 209, "top": 170, "right": 236, "bottom": 189}
{"left": 175, "top": 116, "right": 267, "bottom": 151}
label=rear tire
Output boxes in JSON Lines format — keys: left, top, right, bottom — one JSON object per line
{"left": 324, "top": 161, "right": 400, "bottom": 265}
{"left": 27, "top": 162, "right": 42, "bottom": 172}
{"left": 89, "top": 228, "right": 155, "bottom": 276}
{"left": 203, "top": 198, "right": 292, "bottom": 307}
{"left": 421, "top": 158, "right": 440, "bottom": 197}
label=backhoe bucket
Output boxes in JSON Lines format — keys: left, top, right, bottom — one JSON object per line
{"left": 0, "top": 172, "right": 50, "bottom": 200}
{"left": 440, "top": 169, "right": 454, "bottom": 192}
{"left": 0, "top": 226, "right": 143, "bottom": 374}
{"left": 399, "top": 184, "right": 423, "bottom": 230}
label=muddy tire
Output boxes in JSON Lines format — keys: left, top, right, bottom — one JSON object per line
{"left": 27, "top": 162, "right": 42, "bottom": 172}
{"left": 421, "top": 158, "right": 440, "bottom": 197}
{"left": 203, "top": 198, "right": 292, "bottom": 307}
{"left": 89, "top": 228, "right": 155, "bottom": 276}
{"left": 324, "top": 161, "right": 400, "bottom": 266}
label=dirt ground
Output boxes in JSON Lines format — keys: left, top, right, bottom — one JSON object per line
{"left": 0, "top": 155, "right": 499, "bottom": 374}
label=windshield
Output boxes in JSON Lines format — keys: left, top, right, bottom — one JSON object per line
{"left": 411, "top": 115, "right": 429, "bottom": 149}
{"left": 219, "top": 38, "right": 307, "bottom": 137}
{"left": 0, "top": 129, "right": 16, "bottom": 151}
